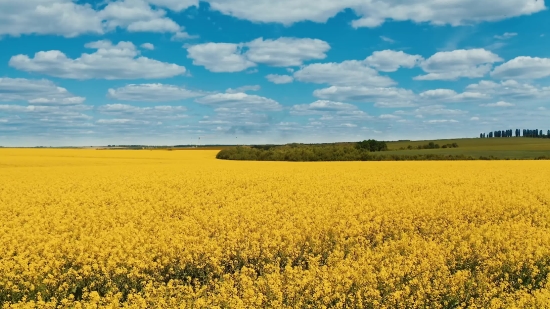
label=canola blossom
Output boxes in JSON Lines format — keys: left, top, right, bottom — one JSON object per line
{"left": 1, "top": 149, "right": 550, "bottom": 308}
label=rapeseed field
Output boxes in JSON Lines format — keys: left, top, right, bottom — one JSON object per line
{"left": 1, "top": 149, "right": 550, "bottom": 308}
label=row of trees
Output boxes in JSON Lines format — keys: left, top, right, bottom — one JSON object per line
{"left": 401, "top": 142, "right": 459, "bottom": 150}
{"left": 480, "top": 129, "right": 550, "bottom": 138}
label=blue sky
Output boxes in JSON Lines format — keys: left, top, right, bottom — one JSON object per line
{"left": 1, "top": 0, "right": 549, "bottom": 146}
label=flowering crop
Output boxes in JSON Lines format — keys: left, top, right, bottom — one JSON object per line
{"left": 1, "top": 149, "right": 550, "bottom": 308}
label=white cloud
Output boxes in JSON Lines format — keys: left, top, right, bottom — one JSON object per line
{"left": 0, "top": 0, "right": 197, "bottom": 38}
{"left": 466, "top": 80, "right": 550, "bottom": 99}
{"left": 313, "top": 86, "right": 415, "bottom": 103}
{"left": 294, "top": 61, "right": 395, "bottom": 87}
{"left": 380, "top": 36, "right": 395, "bottom": 43}
{"left": 0, "top": 104, "right": 93, "bottom": 124}
{"left": 171, "top": 31, "right": 198, "bottom": 41}
{"left": 97, "top": 103, "right": 188, "bottom": 120}
{"left": 470, "top": 116, "right": 480, "bottom": 121}
{"left": 96, "top": 118, "right": 150, "bottom": 125}
{"left": 244, "top": 37, "right": 330, "bottom": 67}
{"left": 107, "top": 84, "right": 204, "bottom": 101}
{"left": 419, "top": 89, "right": 489, "bottom": 101}
{"left": 379, "top": 114, "right": 400, "bottom": 119}
{"left": 494, "top": 32, "right": 517, "bottom": 40}
{"left": 0, "top": 0, "right": 104, "bottom": 37}
{"left": 186, "top": 37, "right": 330, "bottom": 72}
{"left": 1, "top": 1, "right": 544, "bottom": 38}
{"left": 226, "top": 85, "right": 261, "bottom": 93}
{"left": 339, "top": 123, "right": 357, "bottom": 127}
{"left": 415, "top": 49, "right": 503, "bottom": 80}
{"left": 414, "top": 105, "right": 467, "bottom": 116}
{"left": 374, "top": 101, "right": 417, "bottom": 108}
{"left": 203, "top": 0, "right": 544, "bottom": 28}
{"left": 100, "top": 0, "right": 182, "bottom": 33}
{"left": 266, "top": 74, "right": 294, "bottom": 84}
{"left": 290, "top": 100, "right": 359, "bottom": 115}
{"left": 290, "top": 101, "right": 372, "bottom": 127}
{"left": 491, "top": 57, "right": 550, "bottom": 80}
{"left": 9, "top": 40, "right": 186, "bottom": 80}
{"left": 0, "top": 78, "right": 85, "bottom": 105}
{"left": 195, "top": 93, "right": 282, "bottom": 111}
{"left": 480, "top": 101, "right": 515, "bottom": 107}
{"left": 186, "top": 43, "right": 255, "bottom": 72}
{"left": 424, "top": 119, "right": 459, "bottom": 123}
{"left": 364, "top": 50, "right": 423, "bottom": 72}
{"left": 141, "top": 43, "right": 155, "bottom": 50}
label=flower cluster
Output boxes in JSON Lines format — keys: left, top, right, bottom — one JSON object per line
{"left": 1, "top": 149, "right": 549, "bottom": 308}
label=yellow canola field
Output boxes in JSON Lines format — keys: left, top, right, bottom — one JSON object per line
{"left": 1, "top": 149, "right": 550, "bottom": 308}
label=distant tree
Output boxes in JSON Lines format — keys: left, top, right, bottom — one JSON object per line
{"left": 356, "top": 139, "right": 387, "bottom": 152}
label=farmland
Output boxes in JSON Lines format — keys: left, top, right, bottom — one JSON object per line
{"left": 1, "top": 149, "right": 550, "bottom": 308}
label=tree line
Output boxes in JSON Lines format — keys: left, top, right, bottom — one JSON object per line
{"left": 480, "top": 129, "right": 550, "bottom": 138}
{"left": 216, "top": 141, "right": 550, "bottom": 162}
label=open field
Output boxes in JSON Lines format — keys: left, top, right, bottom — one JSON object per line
{"left": 1, "top": 149, "right": 550, "bottom": 308}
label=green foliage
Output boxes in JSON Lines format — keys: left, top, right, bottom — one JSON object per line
{"left": 355, "top": 139, "right": 388, "bottom": 152}
{"left": 404, "top": 142, "right": 459, "bottom": 150}
{"left": 215, "top": 143, "right": 550, "bottom": 161}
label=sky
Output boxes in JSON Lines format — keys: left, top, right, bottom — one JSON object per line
{"left": 1, "top": 0, "right": 550, "bottom": 146}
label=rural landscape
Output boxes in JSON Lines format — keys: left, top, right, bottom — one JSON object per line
{"left": 1, "top": 136, "right": 550, "bottom": 307}
{"left": 2, "top": 0, "right": 550, "bottom": 308}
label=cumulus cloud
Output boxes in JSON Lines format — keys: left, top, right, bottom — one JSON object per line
{"left": 1, "top": 1, "right": 544, "bottom": 38}
{"left": 226, "top": 85, "right": 261, "bottom": 93}
{"left": 380, "top": 36, "right": 395, "bottom": 43}
{"left": 480, "top": 101, "right": 515, "bottom": 107}
{"left": 379, "top": 114, "right": 400, "bottom": 119}
{"left": 0, "top": 104, "right": 93, "bottom": 126}
{"left": 419, "top": 89, "right": 489, "bottom": 101}
{"left": 290, "top": 101, "right": 372, "bottom": 127}
{"left": 0, "top": 78, "right": 85, "bottom": 105}
{"left": 266, "top": 74, "right": 294, "bottom": 84}
{"left": 424, "top": 119, "right": 459, "bottom": 123}
{"left": 414, "top": 105, "right": 467, "bottom": 116}
{"left": 244, "top": 37, "right": 330, "bottom": 67}
{"left": 0, "top": 0, "right": 195, "bottom": 38}
{"left": 100, "top": 0, "right": 183, "bottom": 33}
{"left": 0, "top": 0, "right": 104, "bottom": 37}
{"left": 290, "top": 100, "right": 360, "bottom": 115}
{"left": 313, "top": 86, "right": 415, "bottom": 103}
{"left": 202, "top": 0, "right": 544, "bottom": 28}
{"left": 107, "top": 84, "right": 204, "bottom": 101}
{"left": 491, "top": 57, "right": 550, "bottom": 80}
{"left": 96, "top": 118, "right": 150, "bottom": 125}
{"left": 186, "top": 37, "right": 330, "bottom": 72}
{"left": 97, "top": 103, "right": 188, "bottom": 120}
{"left": 466, "top": 80, "right": 550, "bottom": 99}
{"left": 494, "top": 32, "right": 517, "bottom": 40}
{"left": 195, "top": 93, "right": 282, "bottom": 111}
{"left": 364, "top": 50, "right": 423, "bottom": 72}
{"left": 9, "top": 40, "right": 186, "bottom": 80}
{"left": 140, "top": 43, "right": 155, "bottom": 50}
{"left": 186, "top": 43, "right": 255, "bottom": 72}
{"left": 294, "top": 61, "right": 395, "bottom": 87}
{"left": 414, "top": 49, "right": 503, "bottom": 80}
